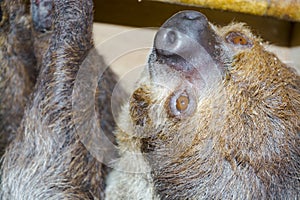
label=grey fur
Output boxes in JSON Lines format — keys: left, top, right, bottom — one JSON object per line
{"left": 1, "top": 0, "right": 124, "bottom": 199}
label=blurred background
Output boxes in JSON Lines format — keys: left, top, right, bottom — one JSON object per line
{"left": 92, "top": 0, "right": 300, "bottom": 90}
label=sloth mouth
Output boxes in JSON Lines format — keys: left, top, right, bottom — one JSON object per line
{"left": 156, "top": 52, "right": 194, "bottom": 72}
{"left": 154, "top": 52, "right": 207, "bottom": 83}
{"left": 153, "top": 48, "right": 225, "bottom": 85}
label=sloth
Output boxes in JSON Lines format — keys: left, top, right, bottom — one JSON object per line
{"left": 1, "top": 1, "right": 299, "bottom": 199}
{"left": 1, "top": 0, "right": 124, "bottom": 199}
{"left": 105, "top": 10, "right": 300, "bottom": 199}
{"left": 0, "top": 0, "right": 54, "bottom": 157}
{"left": 0, "top": 0, "right": 36, "bottom": 157}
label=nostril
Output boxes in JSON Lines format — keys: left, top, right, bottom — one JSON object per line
{"left": 183, "top": 11, "right": 202, "bottom": 20}
{"left": 166, "top": 30, "right": 177, "bottom": 44}
{"left": 154, "top": 29, "right": 181, "bottom": 56}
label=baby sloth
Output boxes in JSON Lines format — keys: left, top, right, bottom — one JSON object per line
{"left": 105, "top": 11, "right": 300, "bottom": 199}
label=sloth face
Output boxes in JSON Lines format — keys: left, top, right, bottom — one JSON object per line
{"left": 126, "top": 11, "right": 299, "bottom": 199}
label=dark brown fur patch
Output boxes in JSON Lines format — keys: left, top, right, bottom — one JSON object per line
{"left": 130, "top": 86, "right": 152, "bottom": 126}
{"left": 140, "top": 137, "right": 156, "bottom": 153}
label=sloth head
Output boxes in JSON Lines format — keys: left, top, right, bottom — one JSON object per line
{"left": 123, "top": 11, "right": 299, "bottom": 199}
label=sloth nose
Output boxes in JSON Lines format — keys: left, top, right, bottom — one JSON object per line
{"left": 154, "top": 10, "right": 211, "bottom": 58}
{"left": 152, "top": 10, "right": 224, "bottom": 84}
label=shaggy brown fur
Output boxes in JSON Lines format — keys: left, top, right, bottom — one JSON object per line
{"left": 0, "top": 0, "right": 36, "bottom": 157}
{"left": 1, "top": 0, "right": 123, "bottom": 199}
{"left": 106, "top": 11, "right": 300, "bottom": 199}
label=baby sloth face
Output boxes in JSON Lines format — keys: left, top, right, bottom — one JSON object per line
{"left": 118, "top": 11, "right": 299, "bottom": 199}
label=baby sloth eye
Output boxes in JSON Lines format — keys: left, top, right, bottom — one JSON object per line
{"left": 226, "top": 32, "right": 252, "bottom": 47}
{"left": 176, "top": 95, "right": 189, "bottom": 112}
{"left": 168, "top": 90, "right": 196, "bottom": 118}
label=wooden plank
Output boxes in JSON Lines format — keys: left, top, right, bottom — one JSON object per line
{"left": 156, "top": 0, "right": 300, "bottom": 22}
